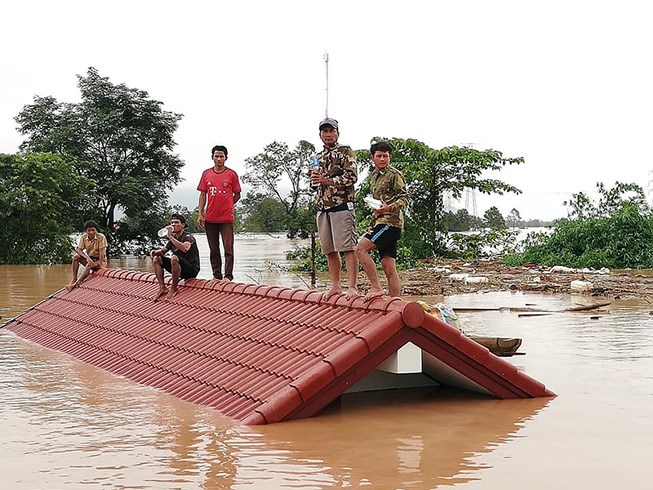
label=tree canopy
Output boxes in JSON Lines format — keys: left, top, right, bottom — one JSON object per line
{"left": 505, "top": 182, "right": 653, "bottom": 269}
{"left": 356, "top": 138, "right": 523, "bottom": 257}
{"left": 0, "top": 153, "right": 96, "bottom": 264}
{"left": 484, "top": 206, "right": 506, "bottom": 229}
{"left": 15, "top": 67, "right": 184, "bottom": 231}
{"left": 506, "top": 208, "right": 522, "bottom": 228}
{"left": 238, "top": 137, "right": 524, "bottom": 267}
{"left": 441, "top": 208, "right": 485, "bottom": 232}
{"left": 241, "top": 140, "right": 316, "bottom": 237}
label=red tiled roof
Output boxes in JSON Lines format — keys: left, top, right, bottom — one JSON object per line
{"left": 4, "top": 268, "right": 554, "bottom": 424}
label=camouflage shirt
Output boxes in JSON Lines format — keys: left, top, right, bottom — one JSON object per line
{"left": 369, "top": 166, "right": 409, "bottom": 229}
{"left": 315, "top": 144, "right": 358, "bottom": 210}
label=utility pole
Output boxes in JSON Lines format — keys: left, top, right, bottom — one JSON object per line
{"left": 310, "top": 52, "right": 330, "bottom": 289}
{"left": 324, "top": 51, "right": 329, "bottom": 117}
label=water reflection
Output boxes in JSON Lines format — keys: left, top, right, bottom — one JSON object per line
{"left": 0, "top": 332, "right": 551, "bottom": 489}
{"left": 244, "top": 390, "right": 551, "bottom": 489}
{"left": 1, "top": 334, "right": 238, "bottom": 488}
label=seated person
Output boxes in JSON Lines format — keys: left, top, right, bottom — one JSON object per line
{"left": 150, "top": 213, "right": 201, "bottom": 300}
{"left": 66, "top": 220, "right": 107, "bottom": 291}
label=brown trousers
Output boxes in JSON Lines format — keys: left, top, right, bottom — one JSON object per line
{"left": 204, "top": 222, "right": 235, "bottom": 280}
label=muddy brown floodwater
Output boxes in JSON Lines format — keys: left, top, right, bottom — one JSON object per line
{"left": 1, "top": 234, "right": 651, "bottom": 489}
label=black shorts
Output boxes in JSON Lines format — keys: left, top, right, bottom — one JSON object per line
{"left": 363, "top": 224, "right": 402, "bottom": 259}
{"left": 161, "top": 255, "right": 200, "bottom": 280}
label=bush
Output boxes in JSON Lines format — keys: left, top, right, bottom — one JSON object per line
{"left": 448, "top": 228, "right": 519, "bottom": 260}
{"left": 287, "top": 241, "right": 328, "bottom": 272}
{"left": 503, "top": 204, "right": 653, "bottom": 269}
{"left": 287, "top": 239, "right": 416, "bottom": 272}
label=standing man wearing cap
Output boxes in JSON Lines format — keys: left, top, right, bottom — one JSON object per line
{"left": 310, "top": 117, "right": 359, "bottom": 298}
{"left": 150, "top": 213, "right": 201, "bottom": 300}
{"left": 197, "top": 145, "right": 242, "bottom": 281}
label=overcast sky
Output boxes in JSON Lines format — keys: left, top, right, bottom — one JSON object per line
{"left": 2, "top": 0, "right": 651, "bottom": 220}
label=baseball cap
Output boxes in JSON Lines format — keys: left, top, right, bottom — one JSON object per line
{"left": 170, "top": 213, "right": 186, "bottom": 226}
{"left": 319, "top": 118, "right": 339, "bottom": 130}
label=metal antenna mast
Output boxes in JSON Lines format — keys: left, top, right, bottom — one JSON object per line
{"left": 324, "top": 52, "right": 329, "bottom": 117}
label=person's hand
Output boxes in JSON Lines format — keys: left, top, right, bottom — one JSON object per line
{"left": 197, "top": 215, "right": 205, "bottom": 229}
{"left": 374, "top": 202, "right": 390, "bottom": 215}
{"left": 150, "top": 249, "right": 161, "bottom": 258}
{"left": 310, "top": 171, "right": 328, "bottom": 186}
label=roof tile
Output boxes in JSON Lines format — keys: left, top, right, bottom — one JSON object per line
{"left": 3, "top": 268, "right": 554, "bottom": 424}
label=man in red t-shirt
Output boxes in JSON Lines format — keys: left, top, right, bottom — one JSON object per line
{"left": 197, "top": 145, "right": 242, "bottom": 281}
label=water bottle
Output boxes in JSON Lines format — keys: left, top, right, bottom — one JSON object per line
{"left": 309, "top": 154, "right": 321, "bottom": 190}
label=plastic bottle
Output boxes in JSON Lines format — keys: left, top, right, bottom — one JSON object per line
{"left": 570, "top": 280, "right": 593, "bottom": 292}
{"left": 464, "top": 276, "right": 489, "bottom": 284}
{"left": 309, "top": 155, "right": 321, "bottom": 190}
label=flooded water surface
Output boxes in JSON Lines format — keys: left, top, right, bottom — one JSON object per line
{"left": 1, "top": 235, "right": 652, "bottom": 489}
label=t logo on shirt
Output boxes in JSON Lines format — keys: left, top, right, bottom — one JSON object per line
{"left": 209, "top": 186, "right": 217, "bottom": 196}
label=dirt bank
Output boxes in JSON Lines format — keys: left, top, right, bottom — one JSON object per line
{"left": 393, "top": 259, "right": 653, "bottom": 302}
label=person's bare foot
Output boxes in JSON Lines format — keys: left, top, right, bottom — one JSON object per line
{"left": 165, "top": 288, "right": 177, "bottom": 300}
{"left": 153, "top": 287, "right": 168, "bottom": 301}
{"left": 65, "top": 281, "right": 77, "bottom": 292}
{"left": 364, "top": 289, "right": 384, "bottom": 302}
{"left": 322, "top": 288, "right": 342, "bottom": 301}
{"left": 345, "top": 287, "right": 360, "bottom": 298}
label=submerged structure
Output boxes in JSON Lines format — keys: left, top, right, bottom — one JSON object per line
{"left": 4, "top": 269, "right": 554, "bottom": 424}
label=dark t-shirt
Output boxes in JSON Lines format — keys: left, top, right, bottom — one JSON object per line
{"left": 166, "top": 231, "right": 200, "bottom": 269}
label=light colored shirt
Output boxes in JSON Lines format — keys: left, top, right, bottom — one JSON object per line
{"left": 77, "top": 232, "right": 107, "bottom": 258}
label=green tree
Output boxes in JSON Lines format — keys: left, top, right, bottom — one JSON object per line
{"left": 522, "top": 219, "right": 551, "bottom": 227}
{"left": 111, "top": 204, "right": 201, "bottom": 256}
{"left": 506, "top": 208, "right": 522, "bottom": 229}
{"left": 242, "top": 140, "right": 316, "bottom": 237}
{"left": 564, "top": 181, "right": 650, "bottom": 219}
{"left": 505, "top": 182, "right": 653, "bottom": 269}
{"left": 483, "top": 206, "right": 506, "bottom": 229}
{"left": 15, "top": 67, "right": 184, "bottom": 233}
{"left": 449, "top": 228, "right": 518, "bottom": 260}
{"left": 238, "top": 193, "right": 289, "bottom": 232}
{"left": 356, "top": 138, "right": 522, "bottom": 257}
{"left": 442, "top": 208, "right": 484, "bottom": 232}
{"left": 0, "top": 153, "right": 96, "bottom": 264}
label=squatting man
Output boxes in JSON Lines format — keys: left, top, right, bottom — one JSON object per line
{"left": 150, "top": 213, "right": 201, "bottom": 300}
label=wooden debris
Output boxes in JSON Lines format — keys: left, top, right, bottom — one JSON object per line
{"left": 564, "top": 302, "right": 611, "bottom": 312}
{"left": 456, "top": 301, "right": 610, "bottom": 315}
{"left": 469, "top": 336, "right": 523, "bottom": 357}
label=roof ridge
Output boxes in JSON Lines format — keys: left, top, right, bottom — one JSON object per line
{"left": 5, "top": 268, "right": 554, "bottom": 424}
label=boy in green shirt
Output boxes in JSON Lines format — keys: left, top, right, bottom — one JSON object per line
{"left": 355, "top": 141, "right": 408, "bottom": 299}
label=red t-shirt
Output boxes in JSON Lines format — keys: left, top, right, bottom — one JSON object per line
{"left": 197, "top": 167, "right": 242, "bottom": 223}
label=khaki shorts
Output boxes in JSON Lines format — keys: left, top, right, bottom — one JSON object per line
{"left": 317, "top": 208, "right": 356, "bottom": 254}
